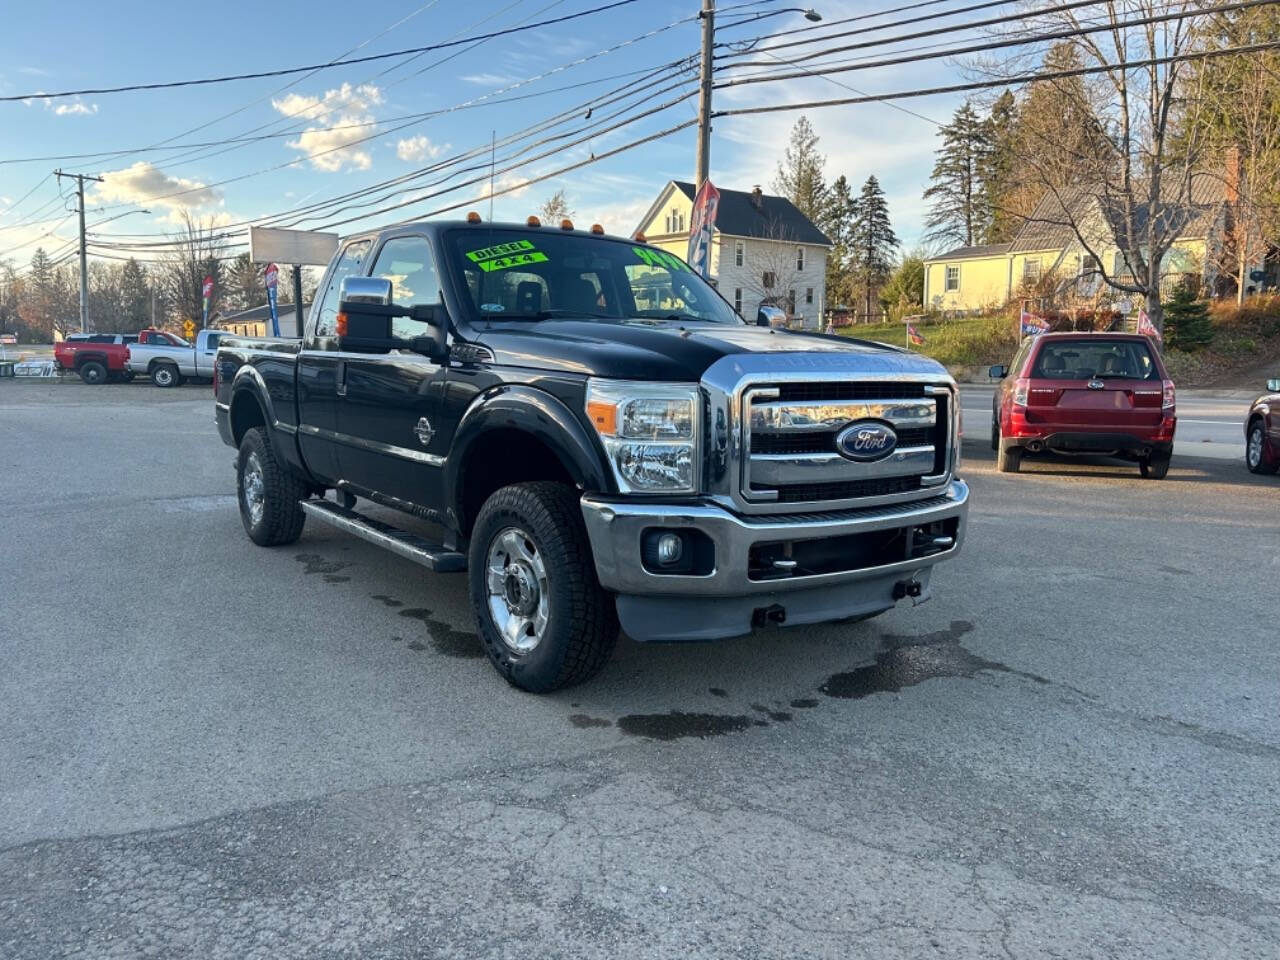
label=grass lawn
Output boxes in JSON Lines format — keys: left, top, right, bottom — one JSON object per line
{"left": 835, "top": 314, "right": 1020, "bottom": 369}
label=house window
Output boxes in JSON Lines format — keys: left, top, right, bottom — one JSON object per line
{"left": 805, "top": 287, "right": 814, "bottom": 305}
{"left": 796, "top": 247, "right": 805, "bottom": 271}
{"left": 788, "top": 289, "right": 796, "bottom": 312}
{"left": 1023, "top": 259, "right": 1041, "bottom": 284}
{"left": 734, "top": 240, "right": 744, "bottom": 267}
{"left": 1081, "top": 254, "right": 1099, "bottom": 276}
{"left": 734, "top": 288, "right": 743, "bottom": 313}
{"left": 1113, "top": 251, "right": 1127, "bottom": 277}
{"left": 763, "top": 270, "right": 776, "bottom": 289}
{"left": 944, "top": 265, "right": 960, "bottom": 292}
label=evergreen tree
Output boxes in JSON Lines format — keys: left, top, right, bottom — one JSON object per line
{"left": 773, "top": 116, "right": 831, "bottom": 228}
{"left": 978, "top": 90, "right": 1022, "bottom": 243}
{"left": 849, "top": 175, "right": 898, "bottom": 321}
{"left": 824, "top": 174, "right": 856, "bottom": 307}
{"left": 878, "top": 253, "right": 925, "bottom": 320}
{"left": 119, "top": 258, "right": 151, "bottom": 329}
{"left": 922, "top": 102, "right": 989, "bottom": 249}
{"left": 1163, "top": 284, "right": 1213, "bottom": 351}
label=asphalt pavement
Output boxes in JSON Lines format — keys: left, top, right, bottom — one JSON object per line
{"left": 1, "top": 379, "right": 1277, "bottom": 959}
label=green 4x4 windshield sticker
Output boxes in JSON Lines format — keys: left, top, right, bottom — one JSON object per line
{"left": 466, "top": 238, "right": 549, "bottom": 273}
{"left": 632, "top": 246, "right": 689, "bottom": 272}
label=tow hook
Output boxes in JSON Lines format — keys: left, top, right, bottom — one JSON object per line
{"left": 893, "top": 579, "right": 924, "bottom": 601}
{"left": 752, "top": 603, "right": 787, "bottom": 627}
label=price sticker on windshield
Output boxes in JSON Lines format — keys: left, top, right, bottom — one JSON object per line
{"left": 467, "top": 239, "right": 549, "bottom": 273}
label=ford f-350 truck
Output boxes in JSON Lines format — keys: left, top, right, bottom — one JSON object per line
{"left": 214, "top": 218, "right": 968, "bottom": 692}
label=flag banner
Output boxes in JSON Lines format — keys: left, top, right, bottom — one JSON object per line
{"left": 265, "top": 263, "right": 280, "bottom": 337}
{"left": 1136, "top": 308, "right": 1162, "bottom": 342}
{"left": 1020, "top": 310, "right": 1050, "bottom": 336}
{"left": 686, "top": 179, "right": 720, "bottom": 279}
{"left": 201, "top": 275, "right": 214, "bottom": 329}
{"left": 907, "top": 324, "right": 925, "bottom": 346}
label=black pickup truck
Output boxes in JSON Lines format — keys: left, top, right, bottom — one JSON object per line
{"left": 215, "top": 218, "right": 968, "bottom": 692}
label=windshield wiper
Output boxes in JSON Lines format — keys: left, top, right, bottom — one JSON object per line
{"left": 482, "top": 309, "right": 615, "bottom": 322}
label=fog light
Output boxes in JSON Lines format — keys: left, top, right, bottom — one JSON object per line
{"left": 656, "top": 532, "right": 683, "bottom": 565}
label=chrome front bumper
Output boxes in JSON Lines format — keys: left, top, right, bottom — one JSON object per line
{"left": 580, "top": 480, "right": 969, "bottom": 641}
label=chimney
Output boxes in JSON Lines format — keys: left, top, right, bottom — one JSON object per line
{"left": 1225, "top": 146, "right": 1241, "bottom": 206}
{"left": 751, "top": 185, "right": 763, "bottom": 211}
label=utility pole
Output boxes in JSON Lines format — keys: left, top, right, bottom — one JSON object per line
{"left": 54, "top": 169, "right": 104, "bottom": 333}
{"left": 694, "top": 0, "right": 715, "bottom": 192}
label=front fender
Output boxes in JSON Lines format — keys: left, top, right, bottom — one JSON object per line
{"left": 444, "top": 383, "right": 612, "bottom": 521}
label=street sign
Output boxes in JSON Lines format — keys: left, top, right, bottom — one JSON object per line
{"left": 686, "top": 179, "right": 720, "bottom": 279}
{"left": 265, "top": 263, "right": 280, "bottom": 337}
{"left": 249, "top": 226, "right": 339, "bottom": 266}
{"left": 183, "top": 320, "right": 196, "bottom": 340}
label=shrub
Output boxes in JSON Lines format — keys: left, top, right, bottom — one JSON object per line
{"left": 1164, "top": 284, "right": 1212, "bottom": 350}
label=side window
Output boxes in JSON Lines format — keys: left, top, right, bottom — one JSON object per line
{"left": 203, "top": 333, "right": 221, "bottom": 350}
{"left": 371, "top": 235, "right": 441, "bottom": 340}
{"left": 314, "top": 239, "right": 372, "bottom": 338}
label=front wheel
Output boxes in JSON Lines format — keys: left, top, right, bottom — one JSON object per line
{"left": 1139, "top": 453, "right": 1171, "bottom": 480}
{"left": 1247, "top": 421, "right": 1277, "bottom": 474}
{"left": 151, "top": 363, "right": 179, "bottom": 388}
{"left": 236, "top": 427, "right": 309, "bottom": 546}
{"left": 468, "top": 482, "right": 618, "bottom": 693}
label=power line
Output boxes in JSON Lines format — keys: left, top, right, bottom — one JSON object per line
{"left": 0, "top": 0, "right": 645, "bottom": 102}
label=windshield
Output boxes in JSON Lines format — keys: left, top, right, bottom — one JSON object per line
{"left": 447, "top": 229, "right": 741, "bottom": 326}
{"left": 1032, "top": 339, "right": 1157, "bottom": 380}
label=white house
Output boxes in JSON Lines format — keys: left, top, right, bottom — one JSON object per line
{"left": 634, "top": 181, "right": 832, "bottom": 327}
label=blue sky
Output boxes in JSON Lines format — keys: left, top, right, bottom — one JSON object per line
{"left": 0, "top": 0, "right": 970, "bottom": 266}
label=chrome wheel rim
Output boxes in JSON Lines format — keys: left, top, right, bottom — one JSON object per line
{"left": 156, "top": 368, "right": 172, "bottom": 385}
{"left": 1248, "top": 427, "right": 1263, "bottom": 468}
{"left": 242, "top": 452, "right": 265, "bottom": 526}
{"left": 485, "top": 526, "right": 549, "bottom": 654}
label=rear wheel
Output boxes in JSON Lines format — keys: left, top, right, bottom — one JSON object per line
{"left": 1247, "top": 420, "right": 1277, "bottom": 474}
{"left": 990, "top": 412, "right": 999, "bottom": 451}
{"left": 151, "top": 363, "right": 179, "bottom": 388}
{"left": 78, "top": 361, "right": 106, "bottom": 385}
{"left": 996, "top": 440, "right": 1021, "bottom": 473}
{"left": 469, "top": 481, "right": 617, "bottom": 693}
{"left": 236, "top": 427, "right": 308, "bottom": 546}
{"left": 1139, "top": 453, "right": 1171, "bottom": 480}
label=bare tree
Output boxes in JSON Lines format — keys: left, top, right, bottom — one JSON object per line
{"left": 158, "top": 212, "right": 227, "bottom": 329}
{"left": 741, "top": 218, "right": 809, "bottom": 325}
{"left": 538, "top": 189, "right": 575, "bottom": 224}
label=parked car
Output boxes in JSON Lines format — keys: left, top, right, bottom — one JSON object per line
{"left": 215, "top": 218, "right": 968, "bottom": 692}
{"left": 53, "top": 334, "right": 136, "bottom": 384}
{"left": 989, "top": 332, "right": 1176, "bottom": 479}
{"left": 1245, "top": 377, "right": 1280, "bottom": 475}
{"left": 127, "top": 328, "right": 224, "bottom": 386}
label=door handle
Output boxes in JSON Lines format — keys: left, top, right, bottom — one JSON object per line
{"left": 337, "top": 360, "right": 347, "bottom": 397}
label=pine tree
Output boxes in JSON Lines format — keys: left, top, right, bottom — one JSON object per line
{"left": 824, "top": 174, "right": 856, "bottom": 308}
{"left": 849, "top": 175, "right": 898, "bottom": 321}
{"left": 773, "top": 116, "right": 830, "bottom": 228}
{"left": 119, "top": 258, "right": 151, "bottom": 330}
{"left": 978, "top": 90, "right": 1022, "bottom": 243}
{"left": 1163, "top": 284, "right": 1213, "bottom": 351}
{"left": 922, "top": 102, "right": 989, "bottom": 249}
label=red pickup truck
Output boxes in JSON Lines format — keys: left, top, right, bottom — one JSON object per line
{"left": 990, "top": 332, "right": 1176, "bottom": 479}
{"left": 53, "top": 334, "right": 137, "bottom": 384}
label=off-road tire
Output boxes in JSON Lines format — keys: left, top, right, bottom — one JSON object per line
{"left": 78, "top": 361, "right": 106, "bottom": 385}
{"left": 151, "top": 363, "right": 179, "bottom": 388}
{"left": 236, "top": 427, "right": 308, "bottom": 546}
{"left": 996, "top": 441, "right": 1022, "bottom": 473}
{"left": 1246, "top": 420, "right": 1277, "bottom": 475}
{"left": 468, "top": 481, "right": 618, "bottom": 693}
{"left": 1139, "top": 453, "right": 1171, "bottom": 480}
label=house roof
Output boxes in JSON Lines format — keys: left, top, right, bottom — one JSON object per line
{"left": 642, "top": 180, "right": 832, "bottom": 246}
{"left": 930, "top": 242, "right": 1012, "bottom": 261}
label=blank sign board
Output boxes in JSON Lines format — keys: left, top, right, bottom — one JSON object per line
{"left": 248, "top": 226, "right": 339, "bottom": 266}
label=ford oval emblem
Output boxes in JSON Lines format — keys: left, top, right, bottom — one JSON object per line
{"left": 835, "top": 420, "right": 898, "bottom": 461}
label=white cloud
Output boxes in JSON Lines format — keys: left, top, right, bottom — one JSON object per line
{"left": 479, "top": 174, "right": 531, "bottom": 201}
{"left": 460, "top": 72, "right": 516, "bottom": 87}
{"left": 396, "top": 135, "right": 445, "bottom": 164}
{"left": 273, "top": 82, "right": 383, "bottom": 172}
{"left": 51, "top": 100, "right": 97, "bottom": 116}
{"left": 92, "top": 162, "right": 222, "bottom": 212}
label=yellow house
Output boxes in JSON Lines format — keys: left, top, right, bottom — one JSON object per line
{"left": 923, "top": 174, "right": 1231, "bottom": 312}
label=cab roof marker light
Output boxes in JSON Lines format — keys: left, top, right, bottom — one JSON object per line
{"left": 590, "top": 223, "right": 604, "bottom": 235}
{"left": 527, "top": 215, "right": 542, "bottom": 227}
{"left": 633, "top": 231, "right": 646, "bottom": 242}
{"left": 466, "top": 211, "right": 482, "bottom": 224}
{"left": 560, "top": 219, "right": 574, "bottom": 231}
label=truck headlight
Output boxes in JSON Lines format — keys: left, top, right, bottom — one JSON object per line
{"left": 586, "top": 380, "right": 699, "bottom": 493}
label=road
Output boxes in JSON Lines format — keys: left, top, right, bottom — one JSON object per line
{"left": 960, "top": 384, "right": 1255, "bottom": 461}
{"left": 2, "top": 380, "right": 1278, "bottom": 959}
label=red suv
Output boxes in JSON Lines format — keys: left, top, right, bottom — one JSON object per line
{"left": 990, "top": 333, "right": 1176, "bottom": 479}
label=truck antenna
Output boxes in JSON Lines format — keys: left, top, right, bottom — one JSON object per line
{"left": 488, "top": 130, "right": 496, "bottom": 223}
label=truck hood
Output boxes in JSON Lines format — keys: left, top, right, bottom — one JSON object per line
{"left": 472, "top": 319, "right": 946, "bottom": 381}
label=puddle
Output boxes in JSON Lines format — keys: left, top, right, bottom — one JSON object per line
{"left": 615, "top": 711, "right": 766, "bottom": 741}
{"left": 398, "top": 607, "right": 483, "bottom": 659}
{"left": 820, "top": 620, "right": 1048, "bottom": 700}
{"left": 295, "top": 553, "right": 353, "bottom": 577}
{"left": 370, "top": 594, "right": 403, "bottom": 608}
{"left": 569, "top": 714, "right": 613, "bottom": 729}
{"left": 751, "top": 704, "right": 793, "bottom": 723}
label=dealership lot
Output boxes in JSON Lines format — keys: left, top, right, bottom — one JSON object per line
{"left": 2, "top": 381, "right": 1277, "bottom": 959}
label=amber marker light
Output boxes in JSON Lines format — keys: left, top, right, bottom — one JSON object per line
{"left": 590, "top": 223, "right": 604, "bottom": 235}
{"left": 586, "top": 399, "right": 617, "bottom": 435}
{"left": 560, "top": 218, "right": 574, "bottom": 230}
{"left": 466, "top": 211, "right": 482, "bottom": 224}
{"left": 527, "top": 215, "right": 542, "bottom": 227}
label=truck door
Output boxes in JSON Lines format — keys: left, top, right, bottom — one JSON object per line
{"left": 337, "top": 232, "right": 449, "bottom": 510}
{"left": 297, "top": 238, "right": 372, "bottom": 485}
{"left": 196, "top": 331, "right": 221, "bottom": 376}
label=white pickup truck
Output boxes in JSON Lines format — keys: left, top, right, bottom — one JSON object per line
{"left": 127, "top": 328, "right": 224, "bottom": 387}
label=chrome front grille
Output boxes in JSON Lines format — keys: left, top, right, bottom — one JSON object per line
{"left": 740, "top": 384, "right": 952, "bottom": 506}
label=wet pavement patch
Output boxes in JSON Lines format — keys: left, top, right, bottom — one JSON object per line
{"left": 615, "top": 711, "right": 766, "bottom": 741}
{"left": 569, "top": 714, "right": 613, "bottom": 729}
{"left": 751, "top": 704, "right": 793, "bottom": 723}
{"left": 398, "top": 607, "right": 483, "bottom": 659}
{"left": 295, "top": 553, "right": 353, "bottom": 577}
{"left": 790, "top": 699, "right": 819, "bottom": 709}
{"left": 708, "top": 688, "right": 728, "bottom": 698}
{"left": 820, "top": 620, "right": 1048, "bottom": 700}
{"left": 370, "top": 594, "right": 403, "bottom": 607}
